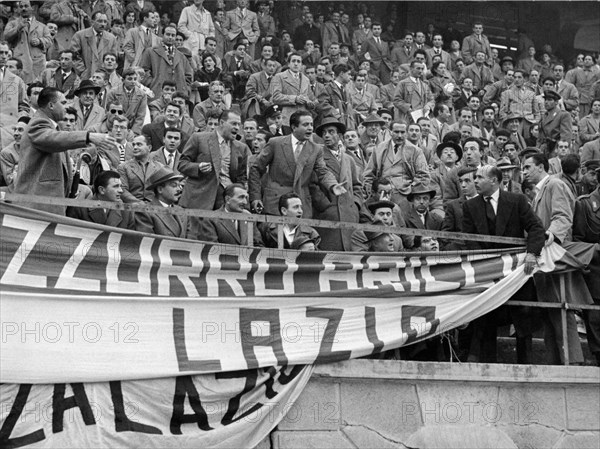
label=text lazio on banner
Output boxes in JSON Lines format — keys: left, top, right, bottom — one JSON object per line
{"left": 0, "top": 203, "right": 543, "bottom": 384}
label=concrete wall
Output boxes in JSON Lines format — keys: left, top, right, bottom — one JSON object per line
{"left": 262, "top": 360, "right": 600, "bottom": 449}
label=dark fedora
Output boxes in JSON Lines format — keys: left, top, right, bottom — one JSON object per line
{"left": 263, "top": 104, "right": 282, "bottom": 119}
{"left": 367, "top": 199, "right": 396, "bottom": 215}
{"left": 74, "top": 79, "right": 101, "bottom": 96}
{"left": 364, "top": 219, "right": 390, "bottom": 242}
{"left": 502, "top": 112, "right": 524, "bottom": 126}
{"left": 361, "top": 113, "right": 385, "bottom": 126}
{"left": 147, "top": 166, "right": 184, "bottom": 191}
{"left": 500, "top": 55, "right": 515, "bottom": 66}
{"left": 543, "top": 89, "right": 561, "bottom": 101}
{"left": 315, "top": 117, "right": 346, "bottom": 137}
{"left": 291, "top": 234, "right": 319, "bottom": 250}
{"left": 435, "top": 141, "right": 463, "bottom": 161}
{"left": 407, "top": 183, "right": 437, "bottom": 202}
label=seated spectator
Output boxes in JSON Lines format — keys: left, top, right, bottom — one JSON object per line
{"left": 404, "top": 184, "right": 443, "bottom": 231}
{"left": 195, "top": 183, "right": 264, "bottom": 246}
{"left": 149, "top": 80, "right": 177, "bottom": 121}
{"left": 263, "top": 104, "right": 291, "bottom": 136}
{"left": 135, "top": 166, "right": 187, "bottom": 238}
{"left": 364, "top": 219, "right": 395, "bottom": 252}
{"left": 193, "top": 80, "right": 226, "bottom": 130}
{"left": 142, "top": 101, "right": 190, "bottom": 152}
{"left": 105, "top": 68, "right": 148, "bottom": 135}
{"left": 118, "top": 135, "right": 163, "bottom": 203}
{"left": 260, "top": 192, "right": 321, "bottom": 249}
{"left": 150, "top": 127, "right": 183, "bottom": 174}
{"left": 68, "top": 170, "right": 135, "bottom": 229}
{"left": 496, "top": 157, "right": 521, "bottom": 193}
{"left": 412, "top": 236, "right": 440, "bottom": 251}
{"left": 352, "top": 199, "right": 407, "bottom": 252}
{"left": 290, "top": 234, "right": 319, "bottom": 251}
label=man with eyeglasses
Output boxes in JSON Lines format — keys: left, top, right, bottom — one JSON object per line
{"left": 89, "top": 102, "right": 133, "bottom": 140}
{"left": 193, "top": 81, "right": 226, "bottom": 130}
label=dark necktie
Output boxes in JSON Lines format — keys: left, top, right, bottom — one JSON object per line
{"left": 484, "top": 196, "right": 496, "bottom": 233}
{"left": 394, "top": 143, "right": 400, "bottom": 154}
{"left": 311, "top": 84, "right": 315, "bottom": 94}
{"left": 96, "top": 33, "right": 102, "bottom": 48}
{"left": 335, "top": 24, "right": 342, "bottom": 39}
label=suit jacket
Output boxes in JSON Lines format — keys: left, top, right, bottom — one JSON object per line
{"left": 442, "top": 196, "right": 467, "bottom": 250}
{"left": 0, "top": 142, "right": 20, "bottom": 190}
{"left": 349, "top": 87, "right": 377, "bottom": 119}
{"left": 321, "top": 21, "right": 350, "bottom": 51}
{"left": 68, "top": 195, "right": 136, "bottom": 229}
{"left": 196, "top": 206, "right": 263, "bottom": 246}
{"left": 537, "top": 108, "right": 572, "bottom": 148}
{"left": 249, "top": 135, "right": 338, "bottom": 218}
{"left": 556, "top": 80, "right": 580, "bottom": 112}
{"left": 149, "top": 146, "right": 181, "bottom": 173}
{"left": 4, "top": 17, "right": 52, "bottom": 84}
{"left": 142, "top": 120, "right": 190, "bottom": 152}
{"left": 192, "top": 98, "right": 226, "bottom": 131}
{"left": 425, "top": 47, "right": 452, "bottom": 69}
{"left": 135, "top": 197, "right": 187, "bottom": 238}
{"left": 405, "top": 206, "right": 443, "bottom": 231}
{"left": 393, "top": 77, "right": 435, "bottom": 122}
{"left": 390, "top": 45, "right": 415, "bottom": 68}
{"left": 360, "top": 36, "right": 392, "bottom": 71}
{"left": 581, "top": 139, "right": 600, "bottom": 164}
{"left": 320, "top": 81, "right": 356, "bottom": 131}
{"left": 293, "top": 23, "right": 322, "bottom": 50}
{"left": 178, "top": 131, "right": 248, "bottom": 210}
{"left": 13, "top": 110, "right": 88, "bottom": 215}
{"left": 71, "top": 27, "right": 118, "bottom": 80}
{"left": 74, "top": 101, "right": 105, "bottom": 131}
{"left": 500, "top": 85, "right": 540, "bottom": 124}
{"left": 269, "top": 70, "right": 312, "bottom": 125}
{"left": 105, "top": 85, "right": 148, "bottom": 135}
{"left": 117, "top": 158, "right": 163, "bottom": 203}
{"left": 50, "top": 0, "right": 88, "bottom": 52}
{"left": 461, "top": 63, "right": 494, "bottom": 92}
{"left": 379, "top": 82, "right": 397, "bottom": 110}
{"left": 39, "top": 68, "right": 81, "bottom": 97}
{"left": 140, "top": 45, "right": 193, "bottom": 97}
{"left": 462, "top": 190, "right": 545, "bottom": 254}
{"left": 0, "top": 70, "right": 30, "bottom": 129}
{"left": 532, "top": 175, "right": 575, "bottom": 244}
{"left": 224, "top": 7, "right": 260, "bottom": 43}
{"left": 123, "top": 25, "right": 161, "bottom": 69}
{"left": 429, "top": 117, "right": 450, "bottom": 143}
{"left": 461, "top": 33, "right": 492, "bottom": 65}
{"left": 579, "top": 115, "right": 600, "bottom": 143}
{"left": 260, "top": 223, "right": 321, "bottom": 249}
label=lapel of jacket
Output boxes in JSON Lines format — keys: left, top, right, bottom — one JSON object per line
{"left": 155, "top": 46, "right": 170, "bottom": 65}
{"left": 152, "top": 199, "right": 181, "bottom": 236}
{"left": 293, "top": 138, "right": 312, "bottom": 186}
{"left": 495, "top": 190, "right": 513, "bottom": 236}
{"left": 89, "top": 207, "right": 107, "bottom": 223}
{"left": 209, "top": 131, "right": 221, "bottom": 175}
{"left": 221, "top": 207, "right": 241, "bottom": 244}
{"left": 407, "top": 207, "right": 425, "bottom": 229}
{"left": 86, "top": 29, "right": 99, "bottom": 59}
{"left": 323, "top": 148, "right": 341, "bottom": 179}
{"left": 129, "top": 160, "right": 145, "bottom": 184}
{"left": 281, "top": 135, "right": 296, "bottom": 176}
{"left": 230, "top": 141, "right": 239, "bottom": 178}
{"left": 532, "top": 176, "right": 550, "bottom": 211}
{"left": 106, "top": 209, "right": 124, "bottom": 227}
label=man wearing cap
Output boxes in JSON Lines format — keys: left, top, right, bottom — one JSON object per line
{"left": 135, "top": 166, "right": 187, "bottom": 237}
{"left": 364, "top": 219, "right": 396, "bottom": 252}
{"left": 577, "top": 160, "right": 600, "bottom": 196}
{"left": 364, "top": 121, "right": 430, "bottom": 212}
{"left": 504, "top": 113, "right": 527, "bottom": 151}
{"left": 73, "top": 80, "right": 105, "bottom": 131}
{"left": 260, "top": 192, "right": 321, "bottom": 249}
{"left": 250, "top": 109, "right": 346, "bottom": 218}
{"left": 263, "top": 104, "right": 291, "bottom": 136}
{"left": 496, "top": 157, "right": 521, "bottom": 193}
{"left": 537, "top": 89, "right": 572, "bottom": 154}
{"left": 405, "top": 184, "right": 443, "bottom": 231}
{"left": 311, "top": 117, "right": 363, "bottom": 251}
{"left": 68, "top": 170, "right": 136, "bottom": 229}
{"left": 462, "top": 164, "right": 546, "bottom": 363}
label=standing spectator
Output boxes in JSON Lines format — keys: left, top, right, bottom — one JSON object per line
{"left": 135, "top": 166, "right": 187, "bottom": 237}
{"left": 142, "top": 101, "right": 189, "bottom": 151}
{"left": 391, "top": 32, "right": 415, "bottom": 68}
{"left": 140, "top": 25, "right": 193, "bottom": 97}
{"left": 483, "top": 69, "right": 514, "bottom": 108}
{"left": 311, "top": 117, "right": 363, "bottom": 251}
{"left": 213, "top": 9, "right": 228, "bottom": 60}
{"left": 105, "top": 67, "right": 148, "bottom": 134}
{"left": 249, "top": 43, "right": 280, "bottom": 74}
{"left": 71, "top": 12, "right": 118, "bottom": 80}
{"left": 441, "top": 166, "right": 477, "bottom": 250}
{"left": 321, "top": 11, "right": 349, "bottom": 54}
{"left": 177, "top": 0, "right": 214, "bottom": 56}
{"left": 101, "top": 52, "right": 122, "bottom": 91}
{"left": 255, "top": 1, "right": 275, "bottom": 56}
{"left": 73, "top": 80, "right": 105, "bottom": 130}
{"left": 461, "top": 50, "right": 494, "bottom": 94}
{"left": 579, "top": 99, "right": 600, "bottom": 144}
{"left": 554, "top": 64, "right": 579, "bottom": 113}
{"left": 148, "top": 80, "right": 177, "bottom": 120}
{"left": 393, "top": 60, "right": 435, "bottom": 123}
{"left": 45, "top": 22, "right": 61, "bottom": 62}
{"left": 67, "top": 170, "right": 136, "bottom": 229}
{"left": 360, "top": 22, "right": 392, "bottom": 85}
{"left": 124, "top": 0, "right": 156, "bottom": 16}
{"left": 222, "top": 39, "right": 252, "bottom": 102}
{"left": 443, "top": 137, "right": 485, "bottom": 202}
{"left": 349, "top": 70, "right": 377, "bottom": 123}
{"left": 50, "top": 0, "right": 90, "bottom": 52}
{"left": 461, "top": 21, "right": 492, "bottom": 65}
{"left": 14, "top": 87, "right": 115, "bottom": 215}
{"left": 500, "top": 69, "right": 540, "bottom": 128}
{"left": 118, "top": 134, "right": 162, "bottom": 203}
{"left": 241, "top": 58, "right": 275, "bottom": 119}
{"left": 192, "top": 80, "right": 226, "bottom": 130}
{"left": 568, "top": 55, "right": 600, "bottom": 117}
{"left": 405, "top": 184, "right": 443, "bottom": 231}
{"left": 249, "top": 109, "right": 346, "bottom": 218}
{"left": 224, "top": 0, "right": 259, "bottom": 57}
{"left": 320, "top": 63, "right": 354, "bottom": 130}
{"left": 517, "top": 46, "right": 541, "bottom": 74}
{"left": 425, "top": 33, "right": 452, "bottom": 70}
{"left": 39, "top": 50, "right": 81, "bottom": 98}
{"left": 0, "top": 41, "right": 30, "bottom": 141}
{"left": 429, "top": 103, "right": 452, "bottom": 142}
{"left": 123, "top": 9, "right": 160, "bottom": 70}
{"left": 293, "top": 11, "right": 321, "bottom": 51}
{"left": 4, "top": 0, "right": 52, "bottom": 84}
{"left": 537, "top": 89, "right": 572, "bottom": 154}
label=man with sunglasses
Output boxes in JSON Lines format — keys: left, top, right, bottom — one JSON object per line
{"left": 105, "top": 68, "right": 147, "bottom": 135}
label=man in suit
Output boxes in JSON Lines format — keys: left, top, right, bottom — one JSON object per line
{"left": 393, "top": 60, "right": 435, "bottom": 123}
{"left": 442, "top": 166, "right": 477, "bottom": 250}
{"left": 321, "top": 11, "right": 349, "bottom": 55}
{"left": 443, "top": 137, "right": 485, "bottom": 203}
{"left": 404, "top": 184, "right": 443, "bottom": 231}
{"left": 522, "top": 153, "right": 586, "bottom": 365}
{"left": 554, "top": 64, "right": 580, "bottom": 113}
{"left": 320, "top": 63, "right": 355, "bottom": 131}
{"left": 349, "top": 71, "right": 378, "bottom": 123}
{"left": 196, "top": 183, "right": 264, "bottom": 246}
{"left": 14, "top": 87, "right": 115, "bottom": 215}
{"left": 500, "top": 69, "right": 540, "bottom": 130}
{"left": 260, "top": 192, "right": 321, "bottom": 249}
{"left": 105, "top": 68, "right": 147, "bottom": 135}
{"left": 140, "top": 25, "right": 193, "bottom": 98}
{"left": 390, "top": 32, "right": 415, "bottom": 68}
{"left": 192, "top": 81, "right": 226, "bottom": 131}
{"left": 360, "top": 22, "right": 392, "bottom": 85}
{"left": 579, "top": 99, "right": 600, "bottom": 144}
{"left": 4, "top": 0, "right": 52, "bottom": 84}
{"left": 118, "top": 134, "right": 163, "bottom": 203}
{"left": 0, "top": 41, "right": 30, "bottom": 140}
{"left": 537, "top": 89, "right": 573, "bottom": 154}
{"left": 135, "top": 166, "right": 187, "bottom": 237}
{"left": 310, "top": 118, "right": 363, "bottom": 251}
{"left": 429, "top": 103, "right": 452, "bottom": 143}
{"left": 249, "top": 43, "right": 281, "bottom": 74}
{"left": 425, "top": 33, "right": 452, "bottom": 70}
{"left": 461, "top": 50, "right": 494, "bottom": 94}
{"left": 269, "top": 52, "right": 315, "bottom": 127}
{"left": 142, "top": 102, "right": 189, "bottom": 152}
{"left": 293, "top": 12, "right": 321, "bottom": 51}
{"left": 224, "top": 0, "right": 259, "bottom": 57}
{"left": 123, "top": 9, "right": 161, "bottom": 70}
{"left": 70, "top": 12, "right": 117, "bottom": 81}
{"left": 461, "top": 22, "right": 492, "bottom": 65}
{"left": 177, "top": 0, "right": 214, "bottom": 56}
{"left": 178, "top": 109, "right": 248, "bottom": 212}
{"left": 343, "top": 129, "right": 368, "bottom": 181}
{"left": 68, "top": 170, "right": 135, "bottom": 229}
{"left": 222, "top": 39, "right": 253, "bottom": 101}
{"left": 72, "top": 80, "right": 105, "bottom": 131}
{"left": 462, "top": 165, "right": 545, "bottom": 363}
{"left": 149, "top": 127, "right": 183, "bottom": 174}
{"left": 50, "top": 0, "right": 89, "bottom": 52}
{"left": 39, "top": 50, "right": 81, "bottom": 98}
{"left": 249, "top": 109, "right": 347, "bottom": 218}
{"left": 242, "top": 60, "right": 275, "bottom": 121}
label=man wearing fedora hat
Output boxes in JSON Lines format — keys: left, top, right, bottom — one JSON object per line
{"left": 359, "top": 113, "right": 386, "bottom": 159}
{"left": 73, "top": 80, "right": 105, "bottom": 131}
{"left": 405, "top": 183, "right": 443, "bottom": 231}
{"left": 430, "top": 140, "right": 462, "bottom": 192}
{"left": 311, "top": 117, "right": 363, "bottom": 251}
{"left": 503, "top": 112, "right": 527, "bottom": 152}
{"left": 135, "top": 166, "right": 187, "bottom": 238}
{"left": 364, "top": 219, "right": 395, "bottom": 252}
{"left": 496, "top": 156, "right": 521, "bottom": 193}
{"left": 538, "top": 89, "right": 573, "bottom": 155}
{"left": 351, "top": 199, "right": 409, "bottom": 252}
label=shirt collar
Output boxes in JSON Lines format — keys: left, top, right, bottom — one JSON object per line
{"left": 490, "top": 188, "right": 500, "bottom": 203}
{"left": 409, "top": 76, "right": 419, "bottom": 83}
{"left": 535, "top": 174, "right": 550, "bottom": 192}
{"left": 216, "top": 130, "right": 226, "bottom": 145}
{"left": 291, "top": 134, "right": 304, "bottom": 148}
{"left": 158, "top": 199, "right": 170, "bottom": 207}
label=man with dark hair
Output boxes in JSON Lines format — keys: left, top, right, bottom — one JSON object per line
{"left": 71, "top": 12, "right": 118, "bottom": 80}
{"left": 393, "top": 60, "right": 435, "bottom": 123}
{"left": 320, "top": 63, "right": 355, "bottom": 130}
{"left": 14, "top": 87, "right": 115, "bottom": 215}
{"left": 260, "top": 192, "right": 321, "bottom": 249}
{"left": 224, "top": 0, "right": 260, "bottom": 58}
{"left": 73, "top": 80, "right": 104, "bottom": 131}
{"left": 105, "top": 68, "right": 147, "bottom": 134}
{"left": 442, "top": 166, "right": 477, "bottom": 250}
{"left": 359, "top": 21, "right": 392, "bottom": 84}
{"left": 462, "top": 164, "right": 545, "bottom": 363}
{"left": 222, "top": 39, "right": 253, "bottom": 101}
{"left": 39, "top": 50, "right": 81, "bottom": 98}
{"left": 149, "top": 127, "right": 183, "bottom": 174}
{"left": 68, "top": 170, "right": 135, "bottom": 229}
{"left": 250, "top": 109, "right": 346, "bottom": 218}
{"left": 123, "top": 8, "right": 161, "bottom": 70}
{"left": 293, "top": 12, "right": 321, "bottom": 50}
{"left": 149, "top": 81, "right": 178, "bottom": 121}
{"left": 142, "top": 101, "right": 189, "bottom": 152}
{"left": 118, "top": 134, "right": 163, "bottom": 203}
{"left": 193, "top": 80, "right": 226, "bottom": 130}
{"left": 179, "top": 109, "right": 249, "bottom": 213}
{"left": 443, "top": 137, "right": 485, "bottom": 202}
{"left": 461, "top": 22, "right": 492, "bottom": 64}
{"left": 462, "top": 50, "right": 494, "bottom": 94}
{"left": 500, "top": 69, "right": 540, "bottom": 128}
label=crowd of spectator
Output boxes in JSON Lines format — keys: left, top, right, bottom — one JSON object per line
{"left": 0, "top": 0, "right": 599, "bottom": 366}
